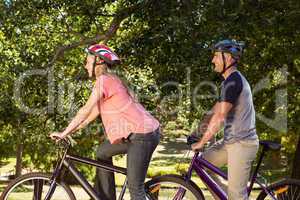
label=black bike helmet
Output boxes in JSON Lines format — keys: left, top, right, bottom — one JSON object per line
{"left": 212, "top": 39, "right": 245, "bottom": 60}
{"left": 211, "top": 39, "right": 245, "bottom": 74}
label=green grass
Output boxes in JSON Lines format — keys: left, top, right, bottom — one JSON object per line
{"left": 0, "top": 183, "right": 6, "bottom": 193}
{"left": 0, "top": 157, "right": 16, "bottom": 175}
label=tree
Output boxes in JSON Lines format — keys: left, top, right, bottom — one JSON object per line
{"left": 0, "top": 0, "right": 158, "bottom": 175}
{"left": 0, "top": 0, "right": 299, "bottom": 179}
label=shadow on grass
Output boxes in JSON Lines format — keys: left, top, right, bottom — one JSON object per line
{"left": 157, "top": 137, "right": 190, "bottom": 155}
{"left": 151, "top": 156, "right": 191, "bottom": 166}
{"left": 0, "top": 184, "right": 8, "bottom": 192}
{"left": 0, "top": 161, "right": 10, "bottom": 168}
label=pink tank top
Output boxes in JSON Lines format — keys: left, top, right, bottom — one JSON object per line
{"left": 97, "top": 74, "right": 160, "bottom": 144}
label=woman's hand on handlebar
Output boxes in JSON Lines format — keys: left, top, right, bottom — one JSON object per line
{"left": 50, "top": 132, "right": 67, "bottom": 142}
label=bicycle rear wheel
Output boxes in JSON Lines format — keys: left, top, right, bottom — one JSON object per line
{"left": 0, "top": 172, "right": 76, "bottom": 200}
{"left": 145, "top": 174, "right": 204, "bottom": 200}
{"left": 256, "top": 178, "right": 300, "bottom": 200}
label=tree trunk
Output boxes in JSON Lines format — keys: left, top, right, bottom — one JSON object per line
{"left": 291, "top": 136, "right": 300, "bottom": 179}
{"left": 15, "top": 143, "right": 24, "bottom": 178}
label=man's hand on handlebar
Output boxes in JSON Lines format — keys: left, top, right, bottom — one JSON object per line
{"left": 191, "top": 141, "right": 204, "bottom": 152}
{"left": 186, "top": 134, "right": 204, "bottom": 152}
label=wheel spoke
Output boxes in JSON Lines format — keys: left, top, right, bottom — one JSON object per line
{"left": 295, "top": 186, "right": 300, "bottom": 200}
{"left": 292, "top": 185, "right": 300, "bottom": 200}
{"left": 257, "top": 180, "right": 300, "bottom": 200}
{"left": 174, "top": 188, "right": 186, "bottom": 200}
{"left": 290, "top": 185, "right": 293, "bottom": 200}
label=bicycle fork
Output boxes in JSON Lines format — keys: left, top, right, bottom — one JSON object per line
{"left": 44, "top": 148, "right": 68, "bottom": 200}
{"left": 171, "top": 153, "right": 198, "bottom": 200}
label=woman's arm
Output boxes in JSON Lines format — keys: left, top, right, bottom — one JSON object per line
{"left": 73, "top": 105, "right": 100, "bottom": 132}
{"left": 50, "top": 79, "right": 103, "bottom": 139}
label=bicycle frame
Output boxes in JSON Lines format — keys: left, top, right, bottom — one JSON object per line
{"left": 45, "top": 140, "right": 128, "bottom": 200}
{"left": 183, "top": 151, "right": 278, "bottom": 200}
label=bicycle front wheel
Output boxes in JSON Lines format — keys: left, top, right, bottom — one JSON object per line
{"left": 0, "top": 172, "right": 76, "bottom": 200}
{"left": 256, "top": 178, "right": 300, "bottom": 200}
{"left": 145, "top": 174, "right": 204, "bottom": 200}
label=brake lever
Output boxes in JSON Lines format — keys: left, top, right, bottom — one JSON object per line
{"left": 52, "top": 136, "right": 75, "bottom": 148}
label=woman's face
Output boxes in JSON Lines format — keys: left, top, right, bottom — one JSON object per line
{"left": 85, "top": 54, "right": 96, "bottom": 77}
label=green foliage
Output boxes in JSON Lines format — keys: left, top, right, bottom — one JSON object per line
{"left": 0, "top": 0, "right": 299, "bottom": 179}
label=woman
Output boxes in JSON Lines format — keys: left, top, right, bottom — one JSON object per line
{"left": 50, "top": 44, "right": 160, "bottom": 200}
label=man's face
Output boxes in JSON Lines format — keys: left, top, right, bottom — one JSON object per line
{"left": 211, "top": 51, "right": 232, "bottom": 73}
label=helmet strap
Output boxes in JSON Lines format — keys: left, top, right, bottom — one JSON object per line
{"left": 220, "top": 52, "right": 237, "bottom": 75}
{"left": 92, "top": 57, "right": 97, "bottom": 78}
{"left": 221, "top": 52, "right": 226, "bottom": 74}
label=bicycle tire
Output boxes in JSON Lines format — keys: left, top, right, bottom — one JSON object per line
{"left": 256, "top": 178, "right": 300, "bottom": 200}
{"left": 0, "top": 172, "right": 76, "bottom": 200}
{"left": 145, "top": 174, "right": 205, "bottom": 200}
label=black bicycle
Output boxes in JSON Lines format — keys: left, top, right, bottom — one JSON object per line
{"left": 0, "top": 137, "right": 154, "bottom": 200}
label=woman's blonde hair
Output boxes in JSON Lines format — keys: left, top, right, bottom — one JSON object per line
{"left": 101, "top": 64, "right": 138, "bottom": 102}
{"left": 95, "top": 64, "right": 108, "bottom": 77}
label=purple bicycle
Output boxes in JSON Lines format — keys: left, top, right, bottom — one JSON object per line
{"left": 145, "top": 135, "right": 300, "bottom": 200}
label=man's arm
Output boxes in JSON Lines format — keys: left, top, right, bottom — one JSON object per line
{"left": 193, "top": 103, "right": 218, "bottom": 136}
{"left": 191, "top": 72, "right": 243, "bottom": 150}
{"left": 192, "top": 101, "right": 233, "bottom": 150}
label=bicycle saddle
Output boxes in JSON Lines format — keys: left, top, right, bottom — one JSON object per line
{"left": 259, "top": 140, "right": 281, "bottom": 151}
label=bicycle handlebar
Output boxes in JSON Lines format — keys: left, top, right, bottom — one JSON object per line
{"left": 185, "top": 134, "right": 201, "bottom": 146}
{"left": 52, "top": 136, "right": 77, "bottom": 148}
{"left": 185, "top": 134, "right": 206, "bottom": 152}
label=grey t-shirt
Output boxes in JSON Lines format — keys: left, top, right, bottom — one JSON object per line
{"left": 219, "top": 71, "right": 258, "bottom": 143}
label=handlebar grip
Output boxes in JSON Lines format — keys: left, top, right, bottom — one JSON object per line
{"left": 186, "top": 135, "right": 200, "bottom": 145}
{"left": 52, "top": 136, "right": 71, "bottom": 147}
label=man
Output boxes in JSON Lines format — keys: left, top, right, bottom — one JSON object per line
{"left": 192, "top": 39, "right": 259, "bottom": 200}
